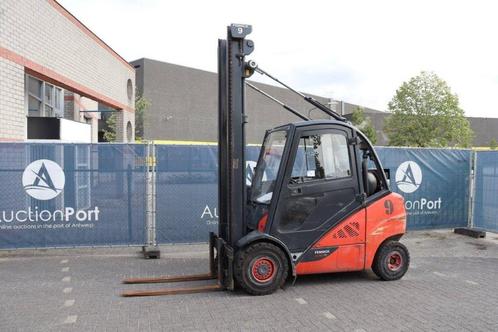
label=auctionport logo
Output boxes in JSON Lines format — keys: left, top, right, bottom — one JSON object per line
{"left": 395, "top": 160, "right": 442, "bottom": 213}
{"left": 22, "top": 159, "right": 65, "bottom": 200}
{"left": 395, "top": 161, "right": 422, "bottom": 194}
{"left": 0, "top": 159, "right": 100, "bottom": 225}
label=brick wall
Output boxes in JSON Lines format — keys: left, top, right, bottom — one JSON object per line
{"left": 0, "top": 0, "right": 135, "bottom": 141}
{"left": 116, "top": 110, "right": 135, "bottom": 143}
{"left": 0, "top": 58, "right": 25, "bottom": 140}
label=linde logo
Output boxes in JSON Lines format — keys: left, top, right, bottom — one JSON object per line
{"left": 395, "top": 161, "right": 422, "bottom": 194}
{"left": 0, "top": 159, "right": 100, "bottom": 225}
{"left": 22, "top": 159, "right": 65, "bottom": 200}
{"left": 395, "top": 160, "right": 442, "bottom": 213}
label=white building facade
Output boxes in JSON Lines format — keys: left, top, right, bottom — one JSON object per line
{"left": 0, "top": 0, "right": 135, "bottom": 142}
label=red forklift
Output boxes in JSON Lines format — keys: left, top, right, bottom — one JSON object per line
{"left": 122, "top": 24, "right": 409, "bottom": 297}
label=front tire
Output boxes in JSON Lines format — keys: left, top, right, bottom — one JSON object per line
{"left": 234, "top": 242, "right": 288, "bottom": 296}
{"left": 372, "top": 241, "right": 409, "bottom": 281}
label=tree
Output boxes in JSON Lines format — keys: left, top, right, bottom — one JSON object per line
{"left": 351, "top": 107, "right": 377, "bottom": 144}
{"left": 490, "top": 138, "right": 497, "bottom": 150}
{"left": 134, "top": 94, "right": 151, "bottom": 141}
{"left": 384, "top": 71, "right": 473, "bottom": 147}
{"left": 103, "top": 112, "right": 116, "bottom": 142}
{"left": 102, "top": 93, "right": 150, "bottom": 142}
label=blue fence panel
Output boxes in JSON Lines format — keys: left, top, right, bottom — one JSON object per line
{"left": 377, "top": 147, "right": 471, "bottom": 230}
{"left": 155, "top": 145, "right": 471, "bottom": 243}
{"left": 155, "top": 145, "right": 218, "bottom": 243}
{"left": 473, "top": 151, "right": 498, "bottom": 232}
{"left": 154, "top": 145, "right": 260, "bottom": 244}
{"left": 2, "top": 143, "right": 470, "bottom": 248}
{"left": 0, "top": 143, "right": 147, "bottom": 249}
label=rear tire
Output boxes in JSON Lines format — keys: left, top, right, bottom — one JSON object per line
{"left": 372, "top": 241, "right": 409, "bottom": 281}
{"left": 234, "top": 242, "right": 288, "bottom": 296}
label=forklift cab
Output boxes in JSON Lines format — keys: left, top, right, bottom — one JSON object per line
{"left": 249, "top": 120, "right": 389, "bottom": 254}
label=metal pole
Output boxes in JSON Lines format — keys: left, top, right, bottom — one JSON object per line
{"left": 145, "top": 141, "right": 152, "bottom": 246}
{"left": 142, "top": 141, "right": 160, "bottom": 258}
{"left": 245, "top": 82, "right": 310, "bottom": 121}
{"left": 151, "top": 141, "right": 157, "bottom": 247}
{"left": 468, "top": 150, "right": 477, "bottom": 228}
{"left": 255, "top": 67, "right": 306, "bottom": 98}
{"left": 127, "top": 164, "right": 133, "bottom": 242}
{"left": 254, "top": 66, "right": 346, "bottom": 121}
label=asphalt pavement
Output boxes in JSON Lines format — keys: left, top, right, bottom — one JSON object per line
{"left": 1, "top": 230, "right": 498, "bottom": 332}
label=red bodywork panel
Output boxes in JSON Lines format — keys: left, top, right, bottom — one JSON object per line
{"left": 296, "top": 192, "right": 406, "bottom": 275}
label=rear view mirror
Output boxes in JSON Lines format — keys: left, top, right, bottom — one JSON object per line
{"left": 384, "top": 168, "right": 391, "bottom": 186}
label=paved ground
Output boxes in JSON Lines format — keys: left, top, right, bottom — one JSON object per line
{"left": 1, "top": 230, "right": 498, "bottom": 332}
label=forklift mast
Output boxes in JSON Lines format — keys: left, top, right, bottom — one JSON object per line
{"left": 218, "top": 24, "right": 254, "bottom": 247}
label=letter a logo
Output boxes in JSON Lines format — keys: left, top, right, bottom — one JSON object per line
{"left": 401, "top": 164, "right": 416, "bottom": 185}
{"left": 22, "top": 159, "right": 65, "bottom": 200}
{"left": 395, "top": 161, "right": 422, "bottom": 193}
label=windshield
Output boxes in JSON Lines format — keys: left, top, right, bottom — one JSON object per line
{"left": 251, "top": 130, "right": 287, "bottom": 204}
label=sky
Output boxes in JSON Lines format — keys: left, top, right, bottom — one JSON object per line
{"left": 59, "top": 0, "right": 498, "bottom": 117}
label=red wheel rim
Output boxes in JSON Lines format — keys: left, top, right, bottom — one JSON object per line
{"left": 250, "top": 257, "right": 275, "bottom": 283}
{"left": 387, "top": 251, "right": 403, "bottom": 271}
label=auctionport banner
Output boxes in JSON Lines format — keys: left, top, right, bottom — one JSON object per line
{"left": 376, "top": 147, "right": 471, "bottom": 230}
{"left": 154, "top": 145, "right": 471, "bottom": 245}
{"left": 0, "top": 143, "right": 146, "bottom": 249}
{"left": 0, "top": 143, "right": 471, "bottom": 249}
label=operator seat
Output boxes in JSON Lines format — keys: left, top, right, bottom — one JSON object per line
{"left": 366, "top": 171, "right": 379, "bottom": 196}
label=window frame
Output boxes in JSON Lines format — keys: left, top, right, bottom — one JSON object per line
{"left": 250, "top": 129, "right": 289, "bottom": 205}
{"left": 288, "top": 129, "right": 353, "bottom": 186}
{"left": 25, "top": 75, "right": 64, "bottom": 118}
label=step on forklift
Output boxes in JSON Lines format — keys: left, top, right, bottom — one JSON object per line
{"left": 122, "top": 24, "right": 409, "bottom": 297}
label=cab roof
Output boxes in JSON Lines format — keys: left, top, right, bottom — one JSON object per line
{"left": 271, "top": 119, "right": 356, "bottom": 132}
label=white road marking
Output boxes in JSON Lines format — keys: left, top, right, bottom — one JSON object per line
{"left": 63, "top": 287, "right": 73, "bottom": 294}
{"left": 63, "top": 315, "right": 78, "bottom": 324}
{"left": 62, "top": 276, "right": 71, "bottom": 283}
{"left": 64, "top": 299, "right": 75, "bottom": 307}
{"left": 433, "top": 271, "right": 446, "bottom": 277}
{"left": 295, "top": 298, "right": 307, "bottom": 305}
{"left": 465, "top": 280, "right": 479, "bottom": 285}
{"left": 60, "top": 259, "right": 68, "bottom": 264}
{"left": 61, "top": 267, "right": 70, "bottom": 272}
{"left": 323, "top": 312, "right": 336, "bottom": 320}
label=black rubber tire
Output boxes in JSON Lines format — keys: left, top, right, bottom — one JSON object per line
{"left": 372, "top": 241, "right": 410, "bottom": 281}
{"left": 234, "top": 242, "right": 288, "bottom": 296}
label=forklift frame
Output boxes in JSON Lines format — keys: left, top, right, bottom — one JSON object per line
{"left": 121, "top": 23, "right": 408, "bottom": 297}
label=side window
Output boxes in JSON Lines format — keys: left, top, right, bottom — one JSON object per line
{"left": 358, "top": 136, "right": 387, "bottom": 196}
{"left": 290, "top": 132, "right": 351, "bottom": 184}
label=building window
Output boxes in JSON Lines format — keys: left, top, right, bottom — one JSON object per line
{"left": 26, "top": 75, "right": 64, "bottom": 118}
{"left": 127, "top": 79, "right": 133, "bottom": 102}
{"left": 126, "top": 121, "right": 133, "bottom": 142}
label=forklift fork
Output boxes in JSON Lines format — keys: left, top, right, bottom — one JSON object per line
{"left": 121, "top": 233, "right": 230, "bottom": 297}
